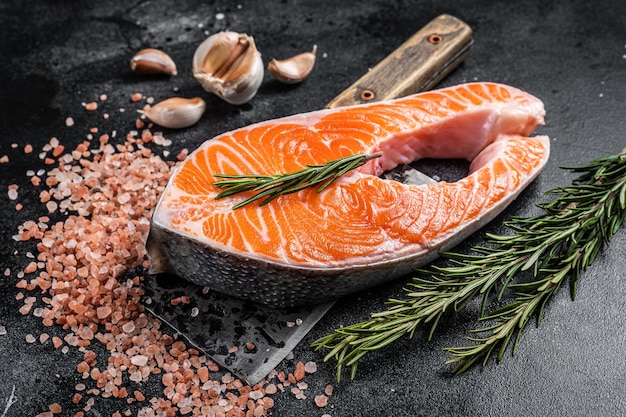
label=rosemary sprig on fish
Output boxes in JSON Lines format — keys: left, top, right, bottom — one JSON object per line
{"left": 213, "top": 152, "right": 382, "bottom": 209}
{"left": 313, "top": 149, "right": 626, "bottom": 380}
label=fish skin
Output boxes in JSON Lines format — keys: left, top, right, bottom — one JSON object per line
{"left": 147, "top": 82, "right": 550, "bottom": 308}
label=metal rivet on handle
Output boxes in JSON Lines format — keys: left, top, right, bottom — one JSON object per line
{"left": 428, "top": 33, "right": 443, "bottom": 44}
{"left": 359, "top": 89, "right": 375, "bottom": 101}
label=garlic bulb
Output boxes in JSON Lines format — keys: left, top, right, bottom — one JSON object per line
{"left": 192, "top": 31, "right": 264, "bottom": 105}
{"left": 130, "top": 48, "right": 177, "bottom": 75}
{"left": 268, "top": 45, "right": 317, "bottom": 84}
{"left": 140, "top": 97, "right": 206, "bottom": 129}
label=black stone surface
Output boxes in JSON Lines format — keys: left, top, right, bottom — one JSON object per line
{"left": 1, "top": 1, "right": 626, "bottom": 416}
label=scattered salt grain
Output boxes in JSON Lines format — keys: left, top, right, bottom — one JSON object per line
{"left": 65, "top": 117, "right": 75, "bottom": 126}
{"left": 122, "top": 322, "right": 136, "bottom": 334}
{"left": 249, "top": 390, "right": 264, "bottom": 400}
{"left": 0, "top": 325, "right": 6, "bottom": 336}
{"left": 8, "top": 188, "right": 18, "bottom": 200}
{"left": 45, "top": 201, "right": 58, "bottom": 213}
{"left": 131, "top": 355, "right": 149, "bottom": 366}
{"left": 49, "top": 402, "right": 62, "bottom": 414}
{"left": 304, "top": 361, "right": 317, "bottom": 374}
{"left": 314, "top": 394, "right": 328, "bottom": 408}
{"left": 26, "top": 334, "right": 36, "bottom": 343}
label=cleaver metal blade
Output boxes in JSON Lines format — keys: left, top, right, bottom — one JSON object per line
{"left": 142, "top": 13, "right": 473, "bottom": 385}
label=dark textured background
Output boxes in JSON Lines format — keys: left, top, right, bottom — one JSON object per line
{"left": 1, "top": 1, "right": 626, "bottom": 416}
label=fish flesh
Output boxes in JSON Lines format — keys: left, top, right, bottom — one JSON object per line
{"left": 147, "top": 82, "right": 550, "bottom": 308}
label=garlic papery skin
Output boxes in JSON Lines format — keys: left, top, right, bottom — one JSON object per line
{"left": 192, "top": 31, "right": 264, "bottom": 105}
{"left": 130, "top": 48, "right": 178, "bottom": 75}
{"left": 140, "top": 97, "right": 206, "bottom": 129}
{"left": 268, "top": 45, "right": 317, "bottom": 84}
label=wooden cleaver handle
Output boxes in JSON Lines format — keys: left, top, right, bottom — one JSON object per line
{"left": 326, "top": 14, "right": 473, "bottom": 109}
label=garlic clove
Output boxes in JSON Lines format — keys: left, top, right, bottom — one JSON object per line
{"left": 192, "top": 31, "right": 264, "bottom": 105}
{"left": 268, "top": 45, "right": 317, "bottom": 84}
{"left": 140, "top": 97, "right": 206, "bottom": 129}
{"left": 130, "top": 48, "right": 178, "bottom": 75}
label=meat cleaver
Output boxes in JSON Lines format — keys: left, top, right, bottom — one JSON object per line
{"left": 142, "top": 14, "right": 473, "bottom": 385}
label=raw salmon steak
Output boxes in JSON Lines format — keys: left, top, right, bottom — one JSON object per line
{"left": 147, "top": 82, "right": 550, "bottom": 308}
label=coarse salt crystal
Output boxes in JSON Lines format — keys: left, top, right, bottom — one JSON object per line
{"left": 304, "top": 361, "right": 317, "bottom": 374}
{"left": 131, "top": 355, "right": 149, "bottom": 366}
{"left": 129, "top": 371, "right": 142, "bottom": 382}
{"left": 0, "top": 325, "right": 6, "bottom": 336}
{"left": 46, "top": 201, "right": 58, "bottom": 213}
{"left": 315, "top": 394, "right": 329, "bottom": 407}
{"left": 118, "top": 193, "right": 131, "bottom": 204}
{"left": 248, "top": 390, "right": 264, "bottom": 400}
{"left": 8, "top": 189, "right": 18, "bottom": 200}
{"left": 122, "top": 322, "right": 136, "bottom": 333}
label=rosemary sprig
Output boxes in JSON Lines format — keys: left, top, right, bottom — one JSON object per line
{"left": 214, "top": 152, "right": 382, "bottom": 209}
{"left": 312, "top": 150, "right": 626, "bottom": 380}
